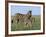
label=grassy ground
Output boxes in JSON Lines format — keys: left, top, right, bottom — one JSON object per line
{"left": 11, "top": 15, "right": 41, "bottom": 31}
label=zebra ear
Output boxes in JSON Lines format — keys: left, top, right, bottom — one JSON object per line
{"left": 29, "top": 11, "right": 32, "bottom": 14}
{"left": 27, "top": 11, "right": 32, "bottom": 14}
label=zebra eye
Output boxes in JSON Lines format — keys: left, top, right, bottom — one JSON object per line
{"left": 30, "top": 15, "right": 31, "bottom": 17}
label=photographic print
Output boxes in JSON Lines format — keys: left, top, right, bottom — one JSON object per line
{"left": 5, "top": 1, "right": 45, "bottom": 36}
{"left": 11, "top": 4, "right": 41, "bottom": 31}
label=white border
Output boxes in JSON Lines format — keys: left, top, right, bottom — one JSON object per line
{"left": 8, "top": 3, "right": 43, "bottom": 34}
